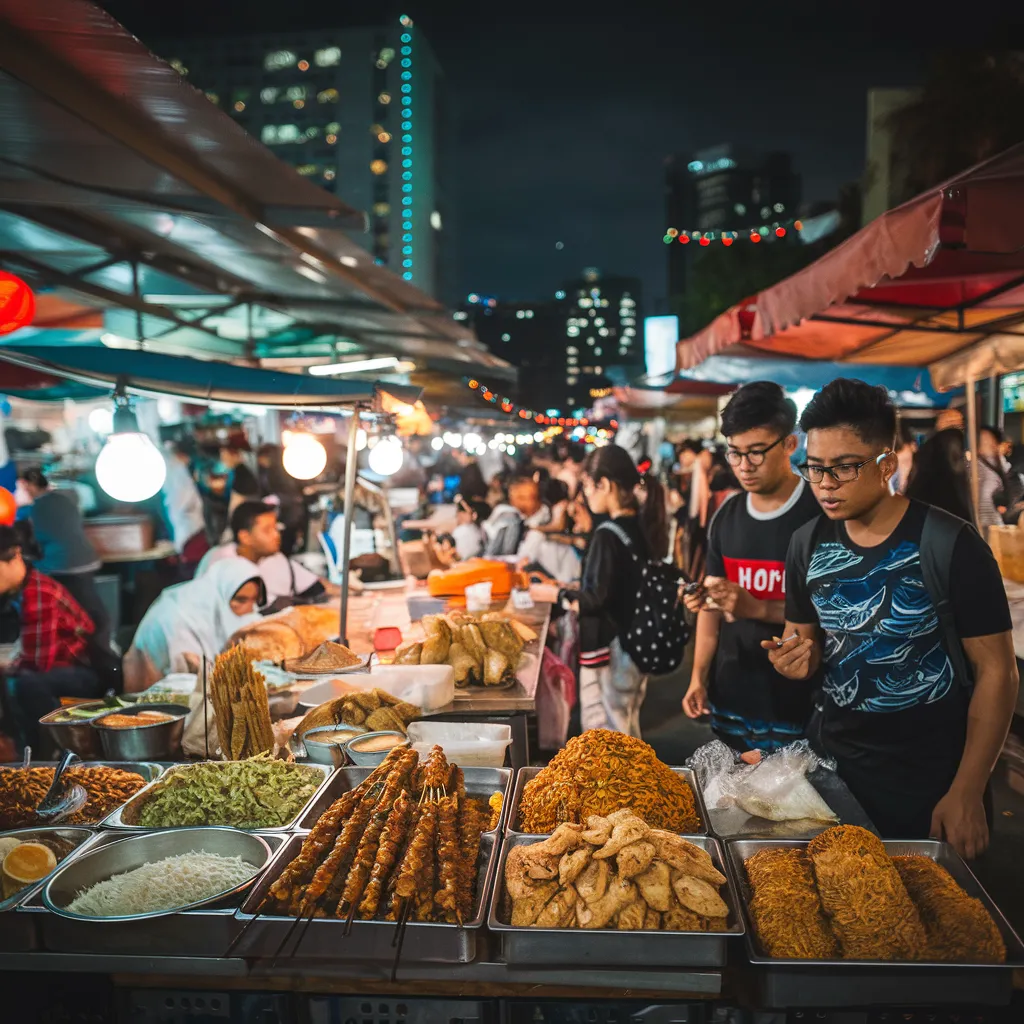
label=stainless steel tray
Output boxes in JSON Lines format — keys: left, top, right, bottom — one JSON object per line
{"left": 725, "top": 838, "right": 1024, "bottom": 1008}
{"left": 704, "top": 767, "right": 876, "bottom": 840}
{"left": 489, "top": 833, "right": 741, "bottom": 968}
{"left": 506, "top": 765, "right": 709, "bottom": 836}
{"left": 296, "top": 765, "right": 512, "bottom": 832}
{"left": 24, "top": 831, "right": 285, "bottom": 957}
{"left": 0, "top": 826, "right": 100, "bottom": 953}
{"left": 100, "top": 761, "right": 332, "bottom": 831}
{"left": 232, "top": 831, "right": 498, "bottom": 963}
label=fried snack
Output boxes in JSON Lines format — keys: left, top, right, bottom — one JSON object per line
{"left": 894, "top": 856, "right": 1006, "bottom": 963}
{"left": 210, "top": 645, "right": 275, "bottom": 759}
{"left": 488, "top": 791, "right": 503, "bottom": 831}
{"left": 518, "top": 729, "right": 701, "bottom": 833}
{"left": 233, "top": 620, "right": 305, "bottom": 662}
{"left": 745, "top": 848, "right": 838, "bottom": 959}
{"left": 807, "top": 826, "right": 928, "bottom": 960}
{"left": 0, "top": 765, "right": 147, "bottom": 829}
{"left": 297, "top": 690, "right": 422, "bottom": 738}
{"left": 285, "top": 641, "right": 362, "bottom": 674}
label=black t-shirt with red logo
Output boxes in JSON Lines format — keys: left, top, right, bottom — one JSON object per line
{"left": 705, "top": 479, "right": 821, "bottom": 731}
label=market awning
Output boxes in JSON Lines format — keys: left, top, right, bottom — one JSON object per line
{"left": 676, "top": 143, "right": 1024, "bottom": 376}
{"left": 0, "top": 0, "right": 514, "bottom": 382}
{"left": 0, "top": 345, "right": 420, "bottom": 408}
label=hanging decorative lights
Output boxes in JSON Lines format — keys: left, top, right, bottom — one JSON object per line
{"left": 0, "top": 271, "right": 35, "bottom": 335}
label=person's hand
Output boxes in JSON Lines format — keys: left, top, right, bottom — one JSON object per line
{"left": 704, "top": 577, "right": 754, "bottom": 619}
{"left": 930, "top": 786, "right": 990, "bottom": 860}
{"left": 682, "top": 586, "right": 706, "bottom": 615}
{"left": 572, "top": 501, "right": 592, "bottom": 535}
{"left": 760, "top": 634, "right": 815, "bottom": 679}
{"left": 682, "top": 679, "right": 708, "bottom": 719}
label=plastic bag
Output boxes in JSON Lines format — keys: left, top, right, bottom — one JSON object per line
{"left": 689, "top": 739, "right": 838, "bottom": 823}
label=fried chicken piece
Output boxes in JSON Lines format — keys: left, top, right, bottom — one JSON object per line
{"left": 512, "top": 882, "right": 559, "bottom": 926}
{"left": 576, "top": 875, "right": 636, "bottom": 929}
{"left": 535, "top": 885, "right": 577, "bottom": 928}
{"left": 592, "top": 816, "right": 649, "bottom": 858}
{"left": 559, "top": 846, "right": 592, "bottom": 887}
{"left": 662, "top": 905, "right": 704, "bottom": 931}
{"left": 745, "top": 848, "right": 838, "bottom": 959}
{"left": 635, "top": 860, "right": 672, "bottom": 912}
{"left": 648, "top": 830, "right": 726, "bottom": 886}
{"left": 616, "top": 894, "right": 648, "bottom": 930}
{"left": 807, "top": 826, "right": 928, "bottom": 960}
{"left": 894, "top": 856, "right": 1006, "bottom": 963}
{"left": 504, "top": 844, "right": 539, "bottom": 900}
{"left": 581, "top": 815, "right": 612, "bottom": 845}
{"left": 616, "top": 840, "right": 656, "bottom": 879}
{"left": 575, "top": 858, "right": 610, "bottom": 904}
{"left": 671, "top": 872, "right": 729, "bottom": 918}
{"left": 643, "top": 906, "right": 661, "bottom": 930}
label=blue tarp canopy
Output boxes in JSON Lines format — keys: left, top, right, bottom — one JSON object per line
{"left": 0, "top": 345, "right": 420, "bottom": 407}
{"left": 670, "top": 354, "right": 955, "bottom": 408}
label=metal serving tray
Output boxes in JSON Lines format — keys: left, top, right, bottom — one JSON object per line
{"left": 506, "top": 765, "right": 709, "bottom": 837}
{"left": 296, "top": 765, "right": 512, "bottom": 833}
{"left": 100, "top": 761, "right": 332, "bottom": 831}
{"left": 232, "top": 832, "right": 498, "bottom": 963}
{"left": 0, "top": 827, "right": 100, "bottom": 953}
{"left": 489, "top": 833, "right": 741, "bottom": 968}
{"left": 725, "top": 838, "right": 1024, "bottom": 1008}
{"left": 29, "top": 831, "right": 286, "bottom": 957}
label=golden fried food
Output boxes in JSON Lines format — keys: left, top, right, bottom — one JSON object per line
{"left": 210, "top": 646, "right": 274, "bottom": 759}
{"left": 518, "top": 729, "right": 701, "bottom": 833}
{"left": 284, "top": 641, "right": 361, "bottom": 674}
{"left": 894, "top": 856, "right": 1006, "bottom": 963}
{"left": 807, "top": 826, "right": 927, "bottom": 960}
{"left": 745, "top": 848, "right": 839, "bottom": 959}
{"left": 0, "top": 765, "right": 146, "bottom": 829}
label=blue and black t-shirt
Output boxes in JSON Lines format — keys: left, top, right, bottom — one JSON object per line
{"left": 786, "top": 499, "right": 1011, "bottom": 836}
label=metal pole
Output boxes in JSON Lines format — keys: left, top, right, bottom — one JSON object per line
{"left": 966, "top": 373, "right": 981, "bottom": 534}
{"left": 338, "top": 405, "right": 361, "bottom": 646}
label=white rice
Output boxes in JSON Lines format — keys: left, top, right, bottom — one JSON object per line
{"left": 67, "top": 852, "right": 257, "bottom": 917}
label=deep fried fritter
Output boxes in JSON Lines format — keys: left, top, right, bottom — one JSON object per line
{"left": 518, "top": 729, "right": 701, "bottom": 833}
{"left": 807, "top": 826, "right": 927, "bottom": 960}
{"left": 745, "top": 848, "right": 839, "bottom": 959}
{"left": 894, "top": 856, "right": 1006, "bottom": 964}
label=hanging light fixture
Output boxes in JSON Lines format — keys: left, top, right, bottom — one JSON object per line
{"left": 94, "top": 385, "right": 167, "bottom": 503}
{"left": 0, "top": 271, "right": 35, "bottom": 336}
{"left": 367, "top": 435, "right": 403, "bottom": 476}
{"left": 283, "top": 431, "right": 328, "bottom": 479}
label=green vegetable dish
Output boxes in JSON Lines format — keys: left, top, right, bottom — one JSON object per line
{"left": 126, "top": 755, "right": 322, "bottom": 829}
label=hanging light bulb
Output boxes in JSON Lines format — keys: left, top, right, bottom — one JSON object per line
{"left": 355, "top": 428, "right": 368, "bottom": 451}
{"left": 94, "top": 388, "right": 167, "bottom": 503}
{"left": 283, "top": 432, "right": 328, "bottom": 480}
{"left": 368, "top": 435, "right": 403, "bottom": 476}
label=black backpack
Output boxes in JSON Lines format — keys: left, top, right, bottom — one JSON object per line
{"left": 788, "top": 505, "right": 974, "bottom": 689}
{"left": 597, "top": 521, "right": 690, "bottom": 676}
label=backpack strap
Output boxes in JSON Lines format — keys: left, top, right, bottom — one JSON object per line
{"left": 919, "top": 505, "right": 974, "bottom": 690}
{"left": 787, "top": 513, "right": 829, "bottom": 585}
{"left": 596, "top": 520, "right": 634, "bottom": 556}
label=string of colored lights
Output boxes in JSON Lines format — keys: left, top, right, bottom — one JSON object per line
{"left": 464, "top": 378, "right": 617, "bottom": 430}
{"left": 662, "top": 217, "right": 803, "bottom": 246}
{"left": 399, "top": 15, "right": 415, "bottom": 281}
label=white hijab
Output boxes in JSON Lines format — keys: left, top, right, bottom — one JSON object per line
{"left": 131, "top": 557, "right": 265, "bottom": 676}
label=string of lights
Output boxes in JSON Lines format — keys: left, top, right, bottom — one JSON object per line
{"left": 662, "top": 217, "right": 803, "bottom": 246}
{"left": 464, "top": 378, "right": 618, "bottom": 430}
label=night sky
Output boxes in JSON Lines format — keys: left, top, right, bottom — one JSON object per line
{"left": 102, "top": 0, "right": 1021, "bottom": 310}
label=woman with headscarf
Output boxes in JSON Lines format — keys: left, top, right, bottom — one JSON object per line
{"left": 122, "top": 557, "right": 266, "bottom": 692}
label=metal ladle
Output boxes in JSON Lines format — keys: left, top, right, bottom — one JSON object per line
{"left": 35, "top": 749, "right": 87, "bottom": 823}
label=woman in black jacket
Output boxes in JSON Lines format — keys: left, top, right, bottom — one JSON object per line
{"left": 561, "top": 445, "right": 668, "bottom": 737}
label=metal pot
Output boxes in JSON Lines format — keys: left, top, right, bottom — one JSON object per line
{"left": 91, "top": 704, "right": 186, "bottom": 761}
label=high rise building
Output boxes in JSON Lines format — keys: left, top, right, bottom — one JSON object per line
{"left": 664, "top": 144, "right": 801, "bottom": 298}
{"left": 462, "top": 269, "right": 643, "bottom": 413}
{"left": 862, "top": 88, "right": 918, "bottom": 226}
{"left": 155, "top": 15, "right": 448, "bottom": 297}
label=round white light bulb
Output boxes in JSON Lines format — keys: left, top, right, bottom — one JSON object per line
{"left": 462, "top": 432, "right": 482, "bottom": 450}
{"left": 282, "top": 433, "right": 328, "bottom": 480}
{"left": 430, "top": 436, "right": 444, "bottom": 451}
{"left": 88, "top": 407, "right": 114, "bottom": 435}
{"left": 367, "top": 436, "right": 403, "bottom": 476}
{"left": 355, "top": 428, "right": 368, "bottom": 452}
{"left": 95, "top": 432, "right": 167, "bottom": 502}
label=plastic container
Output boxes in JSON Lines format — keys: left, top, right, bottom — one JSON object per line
{"left": 406, "top": 721, "right": 512, "bottom": 768}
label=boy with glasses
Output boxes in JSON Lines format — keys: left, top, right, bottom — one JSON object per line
{"left": 682, "top": 382, "right": 820, "bottom": 751}
{"left": 765, "top": 378, "right": 1017, "bottom": 858}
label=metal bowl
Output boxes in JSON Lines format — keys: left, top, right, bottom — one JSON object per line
{"left": 43, "top": 827, "right": 272, "bottom": 922}
{"left": 344, "top": 730, "right": 408, "bottom": 767}
{"left": 38, "top": 702, "right": 115, "bottom": 759}
{"left": 0, "top": 826, "right": 96, "bottom": 911}
{"left": 91, "top": 704, "right": 186, "bottom": 761}
{"left": 301, "top": 724, "right": 365, "bottom": 767}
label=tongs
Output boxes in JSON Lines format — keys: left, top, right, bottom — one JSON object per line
{"left": 35, "top": 749, "right": 87, "bottom": 823}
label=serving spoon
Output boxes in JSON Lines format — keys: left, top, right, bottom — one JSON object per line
{"left": 35, "top": 749, "right": 87, "bottom": 823}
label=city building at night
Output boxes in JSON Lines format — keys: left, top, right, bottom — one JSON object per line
{"left": 664, "top": 144, "right": 801, "bottom": 297}
{"left": 154, "top": 16, "right": 448, "bottom": 297}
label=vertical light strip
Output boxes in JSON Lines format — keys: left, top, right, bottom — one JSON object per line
{"left": 399, "top": 14, "right": 414, "bottom": 281}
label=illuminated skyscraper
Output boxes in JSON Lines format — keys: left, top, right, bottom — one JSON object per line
{"left": 155, "top": 15, "right": 447, "bottom": 297}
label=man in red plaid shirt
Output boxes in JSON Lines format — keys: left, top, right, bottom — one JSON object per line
{"left": 0, "top": 525, "right": 100, "bottom": 752}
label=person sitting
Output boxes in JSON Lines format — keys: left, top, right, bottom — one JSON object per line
{"left": 122, "top": 557, "right": 265, "bottom": 692}
{"left": 0, "top": 524, "right": 100, "bottom": 751}
{"left": 432, "top": 495, "right": 490, "bottom": 566}
{"left": 511, "top": 477, "right": 582, "bottom": 583}
{"left": 197, "top": 501, "right": 335, "bottom": 611}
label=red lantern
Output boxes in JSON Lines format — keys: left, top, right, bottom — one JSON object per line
{"left": 0, "top": 272, "right": 34, "bottom": 336}
{"left": 0, "top": 487, "right": 15, "bottom": 526}
{"left": 750, "top": 232, "right": 762, "bottom": 243}
{"left": 794, "top": 220, "right": 803, "bottom": 231}
{"left": 722, "top": 236, "right": 733, "bottom": 247}
{"left": 699, "top": 236, "right": 710, "bottom": 247}
{"left": 678, "top": 234, "right": 690, "bottom": 245}
{"left": 775, "top": 226, "right": 786, "bottom": 238}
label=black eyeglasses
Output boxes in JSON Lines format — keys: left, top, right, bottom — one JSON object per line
{"left": 725, "top": 435, "right": 785, "bottom": 467}
{"left": 797, "top": 454, "right": 887, "bottom": 483}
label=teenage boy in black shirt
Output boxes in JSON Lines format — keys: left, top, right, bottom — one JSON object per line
{"left": 766, "top": 378, "right": 1018, "bottom": 859}
{"left": 682, "top": 382, "right": 820, "bottom": 751}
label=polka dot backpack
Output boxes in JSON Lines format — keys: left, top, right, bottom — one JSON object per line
{"left": 597, "top": 521, "right": 689, "bottom": 675}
